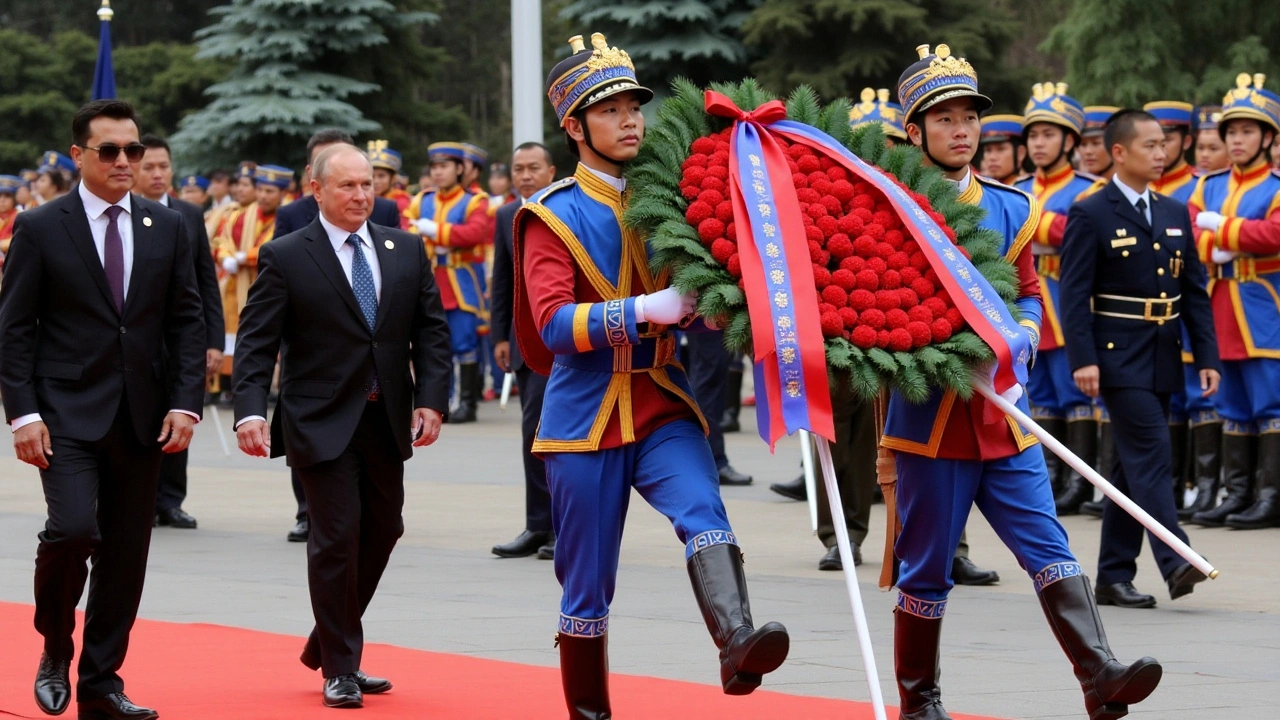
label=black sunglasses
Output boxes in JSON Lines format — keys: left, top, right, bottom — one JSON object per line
{"left": 80, "top": 143, "right": 148, "bottom": 163}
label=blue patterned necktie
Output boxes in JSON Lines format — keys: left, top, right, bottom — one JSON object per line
{"left": 346, "top": 234, "right": 380, "bottom": 396}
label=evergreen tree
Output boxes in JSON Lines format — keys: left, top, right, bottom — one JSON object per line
{"left": 171, "top": 0, "right": 438, "bottom": 172}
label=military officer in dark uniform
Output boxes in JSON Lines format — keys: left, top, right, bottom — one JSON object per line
{"left": 1060, "top": 109, "right": 1220, "bottom": 609}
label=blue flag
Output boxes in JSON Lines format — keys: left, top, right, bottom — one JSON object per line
{"left": 91, "top": 14, "right": 116, "bottom": 100}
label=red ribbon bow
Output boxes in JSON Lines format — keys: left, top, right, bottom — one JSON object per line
{"left": 704, "top": 91, "right": 788, "bottom": 126}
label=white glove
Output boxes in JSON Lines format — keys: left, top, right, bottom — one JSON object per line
{"left": 416, "top": 218, "right": 439, "bottom": 239}
{"left": 1001, "top": 383, "right": 1024, "bottom": 405}
{"left": 221, "top": 256, "right": 239, "bottom": 273}
{"left": 235, "top": 251, "right": 247, "bottom": 264}
{"left": 1195, "top": 211, "right": 1224, "bottom": 232}
{"left": 1211, "top": 248, "right": 1238, "bottom": 264}
{"left": 635, "top": 287, "right": 697, "bottom": 324}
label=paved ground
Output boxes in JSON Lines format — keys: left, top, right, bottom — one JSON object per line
{"left": 0, "top": 401, "right": 1276, "bottom": 719}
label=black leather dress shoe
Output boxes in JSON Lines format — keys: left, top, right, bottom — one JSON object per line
{"left": 76, "top": 693, "right": 158, "bottom": 720}
{"left": 491, "top": 529, "right": 554, "bottom": 558}
{"left": 287, "top": 518, "right": 309, "bottom": 543}
{"left": 35, "top": 652, "right": 70, "bottom": 715}
{"left": 156, "top": 507, "right": 197, "bottom": 529}
{"left": 1095, "top": 581, "right": 1157, "bottom": 608}
{"left": 323, "top": 675, "right": 363, "bottom": 708}
{"left": 1080, "top": 499, "right": 1105, "bottom": 518}
{"left": 951, "top": 556, "right": 999, "bottom": 586}
{"left": 1167, "top": 563, "right": 1208, "bottom": 600}
{"left": 769, "top": 475, "right": 806, "bottom": 501}
{"left": 354, "top": 671, "right": 392, "bottom": 694}
{"left": 536, "top": 538, "right": 555, "bottom": 560}
{"left": 818, "top": 544, "right": 861, "bottom": 571}
{"left": 718, "top": 465, "right": 753, "bottom": 486}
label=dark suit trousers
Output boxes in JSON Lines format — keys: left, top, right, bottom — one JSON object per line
{"left": 34, "top": 399, "right": 163, "bottom": 700}
{"left": 686, "top": 330, "right": 731, "bottom": 468}
{"left": 155, "top": 450, "right": 188, "bottom": 511}
{"left": 1097, "top": 387, "right": 1191, "bottom": 585}
{"left": 296, "top": 401, "right": 405, "bottom": 677}
{"left": 292, "top": 468, "right": 308, "bottom": 521}
{"left": 815, "top": 376, "right": 876, "bottom": 549}
{"left": 516, "top": 365, "right": 552, "bottom": 532}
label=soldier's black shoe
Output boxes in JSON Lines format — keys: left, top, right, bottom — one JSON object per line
{"left": 155, "top": 507, "right": 197, "bottom": 529}
{"left": 492, "top": 530, "right": 554, "bottom": 558}
{"left": 1080, "top": 499, "right": 1106, "bottom": 518}
{"left": 287, "top": 518, "right": 309, "bottom": 543}
{"left": 354, "top": 671, "right": 391, "bottom": 694}
{"left": 1166, "top": 563, "right": 1208, "bottom": 601}
{"left": 951, "top": 557, "right": 999, "bottom": 586}
{"left": 894, "top": 608, "right": 951, "bottom": 720}
{"left": 718, "top": 464, "right": 753, "bottom": 486}
{"left": 1094, "top": 582, "right": 1157, "bottom": 609}
{"left": 557, "top": 633, "right": 611, "bottom": 719}
{"left": 537, "top": 539, "right": 556, "bottom": 560}
{"left": 34, "top": 652, "right": 70, "bottom": 715}
{"left": 76, "top": 693, "right": 158, "bottom": 720}
{"left": 768, "top": 475, "right": 806, "bottom": 501}
{"left": 449, "top": 362, "right": 480, "bottom": 423}
{"left": 1055, "top": 419, "right": 1099, "bottom": 514}
{"left": 1041, "top": 575, "right": 1162, "bottom": 720}
{"left": 322, "top": 675, "right": 362, "bottom": 709}
{"left": 688, "top": 543, "right": 789, "bottom": 695}
{"left": 1191, "top": 432, "right": 1255, "bottom": 526}
{"left": 818, "top": 543, "right": 860, "bottom": 570}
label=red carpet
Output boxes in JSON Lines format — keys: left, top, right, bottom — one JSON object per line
{"left": 0, "top": 601, "right": 1001, "bottom": 719}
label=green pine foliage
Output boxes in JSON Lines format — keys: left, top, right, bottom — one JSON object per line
{"left": 625, "top": 79, "right": 1023, "bottom": 403}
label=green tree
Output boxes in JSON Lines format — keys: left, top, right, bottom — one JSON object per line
{"left": 0, "top": 0, "right": 225, "bottom": 45}
{"left": 741, "top": 0, "right": 1027, "bottom": 112}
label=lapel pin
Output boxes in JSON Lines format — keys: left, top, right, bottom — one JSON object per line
{"left": 384, "top": 239, "right": 395, "bottom": 250}
{"left": 143, "top": 216, "right": 152, "bottom": 227}
{"left": 1116, "top": 227, "right": 1127, "bottom": 237}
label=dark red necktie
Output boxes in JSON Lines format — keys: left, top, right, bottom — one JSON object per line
{"left": 103, "top": 205, "right": 125, "bottom": 312}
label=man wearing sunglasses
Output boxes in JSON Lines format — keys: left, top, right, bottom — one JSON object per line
{"left": 0, "top": 100, "right": 206, "bottom": 720}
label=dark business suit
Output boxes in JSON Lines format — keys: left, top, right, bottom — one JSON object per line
{"left": 273, "top": 194, "right": 405, "bottom": 521}
{"left": 156, "top": 195, "right": 224, "bottom": 513}
{"left": 233, "top": 216, "right": 451, "bottom": 677}
{"left": 1060, "top": 180, "right": 1219, "bottom": 587}
{"left": 0, "top": 189, "right": 205, "bottom": 699}
{"left": 490, "top": 198, "right": 552, "bottom": 533}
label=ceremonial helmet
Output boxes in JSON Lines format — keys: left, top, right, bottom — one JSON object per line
{"left": 546, "top": 33, "right": 653, "bottom": 128}
{"left": 426, "top": 142, "right": 468, "bottom": 165}
{"left": 849, "top": 88, "right": 908, "bottom": 142}
{"left": 0, "top": 175, "right": 21, "bottom": 195}
{"left": 180, "top": 175, "right": 210, "bottom": 191}
{"left": 39, "top": 150, "right": 76, "bottom": 176}
{"left": 1081, "top": 106, "right": 1120, "bottom": 138}
{"left": 461, "top": 143, "right": 488, "bottom": 169}
{"left": 979, "top": 114, "right": 1024, "bottom": 146}
{"left": 1022, "top": 82, "right": 1085, "bottom": 138}
{"left": 1218, "top": 73, "right": 1280, "bottom": 138}
{"left": 896, "top": 43, "right": 991, "bottom": 127}
{"left": 1143, "top": 101, "right": 1194, "bottom": 132}
{"left": 366, "top": 140, "right": 403, "bottom": 173}
{"left": 253, "top": 165, "right": 293, "bottom": 190}
{"left": 1194, "top": 105, "right": 1223, "bottom": 134}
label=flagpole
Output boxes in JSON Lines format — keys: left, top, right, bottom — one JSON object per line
{"left": 92, "top": 0, "right": 117, "bottom": 101}
{"left": 798, "top": 430, "right": 819, "bottom": 532}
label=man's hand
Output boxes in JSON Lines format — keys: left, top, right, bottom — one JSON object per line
{"left": 412, "top": 408, "right": 443, "bottom": 447}
{"left": 157, "top": 412, "right": 196, "bottom": 453}
{"left": 493, "top": 341, "right": 511, "bottom": 373}
{"left": 1073, "top": 364, "right": 1100, "bottom": 398}
{"left": 636, "top": 287, "right": 697, "bottom": 325}
{"left": 1200, "top": 368, "right": 1221, "bottom": 398}
{"left": 206, "top": 349, "right": 224, "bottom": 378}
{"left": 236, "top": 418, "right": 270, "bottom": 457}
{"left": 14, "top": 421, "right": 52, "bottom": 469}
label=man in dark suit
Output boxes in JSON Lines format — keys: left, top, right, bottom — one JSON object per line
{"left": 1060, "top": 109, "right": 1221, "bottom": 609}
{"left": 273, "top": 129, "right": 405, "bottom": 544}
{"left": 136, "top": 134, "right": 225, "bottom": 530}
{"left": 0, "top": 100, "right": 205, "bottom": 720}
{"left": 233, "top": 144, "right": 452, "bottom": 708}
{"left": 490, "top": 142, "right": 557, "bottom": 559}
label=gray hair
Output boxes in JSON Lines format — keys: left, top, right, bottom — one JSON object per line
{"left": 312, "top": 144, "right": 371, "bottom": 183}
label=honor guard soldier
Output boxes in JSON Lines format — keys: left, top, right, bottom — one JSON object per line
{"left": 179, "top": 174, "right": 210, "bottom": 208}
{"left": 0, "top": 175, "right": 20, "bottom": 266}
{"left": 1194, "top": 106, "right": 1230, "bottom": 174}
{"left": 889, "top": 45, "right": 1161, "bottom": 720}
{"left": 39, "top": 150, "right": 78, "bottom": 184}
{"left": 367, "top": 140, "right": 413, "bottom": 231}
{"left": 215, "top": 165, "right": 289, "bottom": 368}
{"left": 849, "top": 87, "right": 910, "bottom": 146}
{"left": 514, "top": 33, "right": 789, "bottom": 718}
{"left": 1059, "top": 108, "right": 1219, "bottom": 609}
{"left": 407, "top": 142, "right": 493, "bottom": 423}
{"left": 461, "top": 143, "right": 489, "bottom": 197}
{"left": 1186, "top": 74, "right": 1280, "bottom": 530}
{"left": 1080, "top": 107, "right": 1120, "bottom": 179}
{"left": 1017, "top": 83, "right": 1106, "bottom": 514}
{"left": 977, "top": 114, "right": 1027, "bottom": 185}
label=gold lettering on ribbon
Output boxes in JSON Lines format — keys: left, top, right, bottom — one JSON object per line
{"left": 774, "top": 291, "right": 789, "bottom": 309}
{"left": 758, "top": 204, "right": 772, "bottom": 218}
{"left": 781, "top": 347, "right": 796, "bottom": 363}
{"left": 763, "top": 222, "right": 776, "bottom": 238}
{"left": 749, "top": 154, "right": 762, "bottom": 167}
{"left": 766, "top": 243, "right": 780, "bottom": 258}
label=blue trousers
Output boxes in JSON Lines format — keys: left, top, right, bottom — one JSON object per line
{"left": 545, "top": 419, "right": 734, "bottom": 637}
{"left": 894, "top": 447, "right": 1079, "bottom": 616}
{"left": 1216, "top": 358, "right": 1280, "bottom": 427}
{"left": 446, "top": 309, "right": 481, "bottom": 363}
{"left": 1170, "top": 364, "right": 1219, "bottom": 424}
{"left": 1028, "top": 347, "right": 1093, "bottom": 421}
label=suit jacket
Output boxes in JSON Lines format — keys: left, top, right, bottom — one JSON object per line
{"left": 1059, "top": 180, "right": 1220, "bottom": 393}
{"left": 272, "top": 195, "right": 403, "bottom": 239}
{"left": 166, "top": 196, "right": 224, "bottom": 350}
{"left": 0, "top": 190, "right": 207, "bottom": 445}
{"left": 489, "top": 198, "right": 523, "bottom": 369}
{"left": 231, "top": 217, "right": 453, "bottom": 467}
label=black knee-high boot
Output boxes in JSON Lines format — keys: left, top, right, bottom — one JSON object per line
{"left": 1190, "top": 431, "right": 1255, "bottom": 526}
{"left": 687, "top": 543, "right": 790, "bottom": 695}
{"left": 1056, "top": 418, "right": 1099, "bottom": 515}
{"left": 1178, "top": 420, "right": 1222, "bottom": 519}
{"left": 1040, "top": 417, "right": 1068, "bottom": 497}
{"left": 557, "top": 633, "right": 611, "bottom": 719}
{"left": 1169, "top": 421, "right": 1189, "bottom": 509}
{"left": 1039, "top": 575, "right": 1162, "bottom": 720}
{"left": 894, "top": 608, "right": 950, "bottom": 720}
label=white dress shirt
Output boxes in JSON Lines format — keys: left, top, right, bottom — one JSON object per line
{"left": 319, "top": 213, "right": 383, "bottom": 300}
{"left": 1111, "top": 175, "right": 1152, "bottom": 224}
{"left": 12, "top": 185, "right": 198, "bottom": 430}
{"left": 947, "top": 167, "right": 974, "bottom": 194}
{"left": 583, "top": 164, "right": 626, "bottom": 193}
